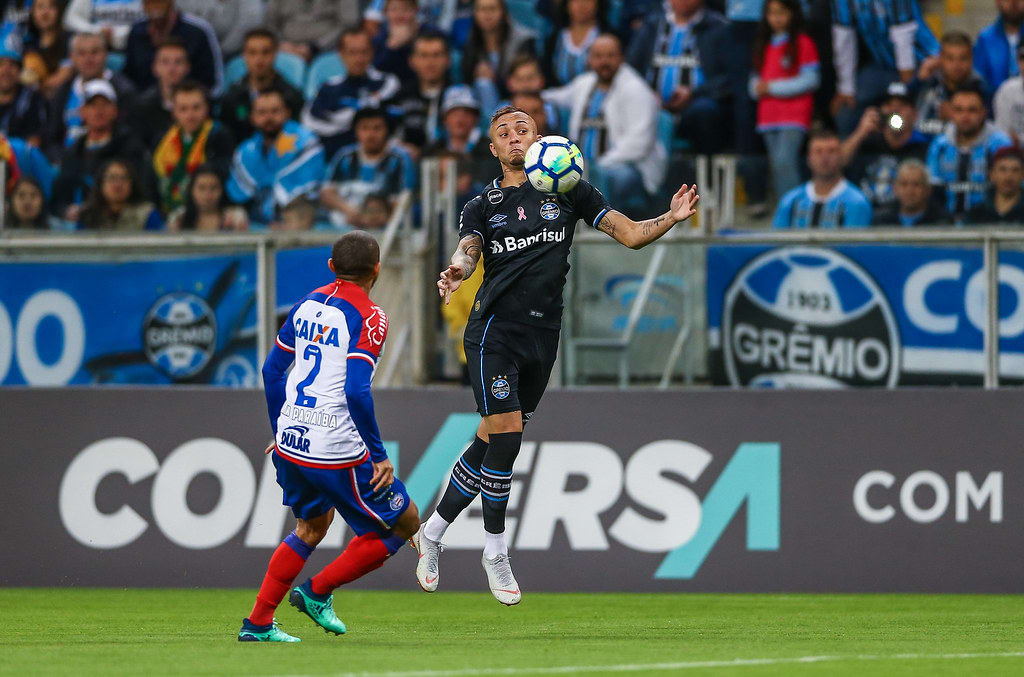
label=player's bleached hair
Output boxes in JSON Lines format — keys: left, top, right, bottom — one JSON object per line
{"left": 332, "top": 231, "right": 380, "bottom": 281}
{"left": 896, "top": 158, "right": 929, "bottom": 184}
{"left": 71, "top": 32, "right": 106, "bottom": 52}
{"left": 489, "top": 105, "right": 529, "bottom": 129}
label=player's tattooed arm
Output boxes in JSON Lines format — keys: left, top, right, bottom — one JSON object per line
{"left": 438, "top": 234, "right": 482, "bottom": 305}
{"left": 596, "top": 184, "right": 700, "bottom": 249}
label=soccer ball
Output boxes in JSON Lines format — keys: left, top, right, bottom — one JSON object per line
{"left": 524, "top": 136, "right": 584, "bottom": 194}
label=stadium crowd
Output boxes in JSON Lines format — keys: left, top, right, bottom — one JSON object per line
{"left": 0, "top": 0, "right": 1023, "bottom": 231}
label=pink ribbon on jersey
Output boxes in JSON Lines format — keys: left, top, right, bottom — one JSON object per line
{"left": 517, "top": 206, "right": 527, "bottom": 220}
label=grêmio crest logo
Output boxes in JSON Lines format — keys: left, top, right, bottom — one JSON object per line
{"left": 723, "top": 248, "right": 900, "bottom": 387}
{"left": 59, "top": 414, "right": 779, "bottom": 579}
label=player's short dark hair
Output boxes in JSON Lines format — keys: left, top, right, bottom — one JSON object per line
{"left": 253, "top": 86, "right": 288, "bottom": 109}
{"left": 951, "top": 82, "right": 986, "bottom": 106}
{"left": 353, "top": 105, "right": 391, "bottom": 130}
{"left": 941, "top": 30, "right": 972, "bottom": 50}
{"left": 339, "top": 26, "right": 370, "bottom": 51}
{"left": 507, "top": 53, "right": 542, "bottom": 77}
{"left": 489, "top": 104, "right": 528, "bottom": 128}
{"left": 171, "top": 79, "right": 208, "bottom": 102}
{"left": 156, "top": 35, "right": 188, "bottom": 56}
{"left": 332, "top": 231, "right": 381, "bottom": 280}
{"left": 414, "top": 30, "right": 450, "bottom": 54}
{"left": 807, "top": 126, "right": 840, "bottom": 146}
{"left": 243, "top": 27, "right": 279, "bottom": 49}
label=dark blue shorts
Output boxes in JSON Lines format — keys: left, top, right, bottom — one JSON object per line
{"left": 272, "top": 452, "right": 411, "bottom": 536}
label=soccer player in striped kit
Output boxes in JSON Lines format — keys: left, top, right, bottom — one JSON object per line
{"left": 238, "top": 232, "right": 420, "bottom": 642}
{"left": 412, "top": 105, "right": 699, "bottom": 605}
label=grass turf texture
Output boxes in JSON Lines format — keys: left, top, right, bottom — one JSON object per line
{"left": 2, "top": 589, "right": 1023, "bottom": 676}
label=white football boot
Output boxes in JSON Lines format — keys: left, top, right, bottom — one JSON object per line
{"left": 413, "top": 525, "right": 442, "bottom": 592}
{"left": 481, "top": 552, "right": 521, "bottom": 606}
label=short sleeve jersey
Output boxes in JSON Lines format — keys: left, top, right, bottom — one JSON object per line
{"left": 273, "top": 280, "right": 388, "bottom": 467}
{"left": 459, "top": 177, "right": 611, "bottom": 328}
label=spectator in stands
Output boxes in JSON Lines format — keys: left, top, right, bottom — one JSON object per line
{"left": 176, "top": 0, "right": 263, "bottom": 57}
{"left": 872, "top": 159, "right": 950, "bottom": 226}
{"left": 394, "top": 32, "right": 451, "bottom": 152}
{"left": 841, "top": 82, "right": 931, "bottom": 212}
{"left": 321, "top": 106, "right": 415, "bottom": 229}
{"left": 166, "top": 164, "right": 248, "bottom": 231}
{"left": 124, "top": 0, "right": 223, "bottom": 97}
{"left": 7, "top": 132, "right": 54, "bottom": 198}
{"left": 64, "top": 0, "right": 143, "bottom": 51}
{"left": 52, "top": 79, "right": 154, "bottom": 221}
{"left": 974, "top": 0, "right": 1024, "bottom": 93}
{"left": 274, "top": 197, "right": 317, "bottom": 230}
{"left": 542, "top": 0, "right": 607, "bottom": 87}
{"left": 153, "top": 80, "right": 234, "bottom": 214}
{"left": 966, "top": 146, "right": 1024, "bottom": 224}
{"left": 133, "top": 37, "right": 191, "bottom": 149}
{"left": 994, "top": 43, "right": 1024, "bottom": 142}
{"left": 545, "top": 33, "right": 664, "bottom": 209}
{"left": 78, "top": 158, "right": 163, "bottom": 230}
{"left": 425, "top": 85, "right": 489, "bottom": 155}
{"left": 461, "top": 0, "right": 536, "bottom": 95}
{"left": 2, "top": 0, "right": 31, "bottom": 28}
{"left": 7, "top": 178, "right": 60, "bottom": 229}
{"left": 227, "top": 87, "right": 325, "bottom": 225}
{"left": 362, "top": 193, "right": 392, "bottom": 229}
{"left": 0, "top": 35, "right": 48, "bottom": 147}
{"left": 425, "top": 85, "right": 494, "bottom": 184}
{"left": 830, "top": 0, "right": 938, "bottom": 136}
{"left": 510, "top": 90, "right": 551, "bottom": 135}
{"left": 48, "top": 32, "right": 136, "bottom": 155}
{"left": 927, "top": 85, "right": 1013, "bottom": 223}
{"left": 219, "top": 28, "right": 304, "bottom": 144}
{"left": 302, "top": 27, "right": 400, "bottom": 157}
{"left": 373, "top": 0, "right": 430, "bottom": 86}
{"left": 914, "top": 32, "right": 990, "bottom": 138}
{"left": 477, "top": 54, "right": 561, "bottom": 133}
{"left": 749, "top": 0, "right": 819, "bottom": 201}
{"left": 772, "top": 128, "right": 872, "bottom": 228}
{"left": 22, "top": 0, "right": 73, "bottom": 97}
{"left": 263, "top": 0, "right": 360, "bottom": 61}
{"left": 364, "top": 0, "right": 475, "bottom": 48}
{"left": 627, "top": 0, "right": 733, "bottom": 154}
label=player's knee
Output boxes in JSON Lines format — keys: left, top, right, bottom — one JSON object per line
{"left": 295, "top": 512, "right": 333, "bottom": 545}
{"left": 484, "top": 411, "right": 523, "bottom": 435}
{"left": 391, "top": 501, "right": 420, "bottom": 539}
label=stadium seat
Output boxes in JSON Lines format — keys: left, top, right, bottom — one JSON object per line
{"left": 106, "top": 52, "right": 125, "bottom": 72}
{"left": 507, "top": 0, "right": 552, "bottom": 39}
{"left": 659, "top": 110, "right": 689, "bottom": 152}
{"left": 274, "top": 52, "right": 307, "bottom": 90}
{"left": 305, "top": 51, "right": 346, "bottom": 99}
{"left": 225, "top": 53, "right": 308, "bottom": 90}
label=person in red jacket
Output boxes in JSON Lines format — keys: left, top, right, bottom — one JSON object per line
{"left": 749, "top": 0, "right": 820, "bottom": 201}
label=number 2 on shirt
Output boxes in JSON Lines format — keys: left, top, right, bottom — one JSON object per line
{"left": 295, "top": 344, "right": 322, "bottom": 408}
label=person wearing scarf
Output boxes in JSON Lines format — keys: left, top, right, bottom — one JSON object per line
{"left": 153, "top": 79, "right": 233, "bottom": 213}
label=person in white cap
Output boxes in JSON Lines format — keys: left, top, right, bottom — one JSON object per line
{"left": 424, "top": 85, "right": 490, "bottom": 161}
{"left": 52, "top": 78, "right": 155, "bottom": 222}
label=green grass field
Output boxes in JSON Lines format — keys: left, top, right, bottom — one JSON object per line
{"left": 2, "top": 589, "right": 1023, "bottom": 676}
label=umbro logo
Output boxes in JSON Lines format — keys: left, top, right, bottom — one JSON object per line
{"left": 489, "top": 214, "right": 506, "bottom": 222}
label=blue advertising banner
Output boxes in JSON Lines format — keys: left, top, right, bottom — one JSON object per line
{"left": 707, "top": 244, "right": 1024, "bottom": 386}
{"left": 0, "top": 247, "right": 333, "bottom": 387}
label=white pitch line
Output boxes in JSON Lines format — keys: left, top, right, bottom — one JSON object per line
{"left": 279, "top": 651, "right": 1024, "bottom": 677}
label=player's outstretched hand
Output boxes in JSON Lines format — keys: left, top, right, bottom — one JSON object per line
{"left": 437, "top": 264, "right": 464, "bottom": 305}
{"left": 669, "top": 184, "right": 700, "bottom": 224}
{"left": 370, "top": 458, "right": 395, "bottom": 492}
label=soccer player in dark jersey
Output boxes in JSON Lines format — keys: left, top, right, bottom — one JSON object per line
{"left": 412, "top": 105, "right": 699, "bottom": 605}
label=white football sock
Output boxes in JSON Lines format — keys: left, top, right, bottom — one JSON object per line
{"left": 483, "top": 531, "right": 507, "bottom": 559}
{"left": 423, "top": 512, "right": 450, "bottom": 542}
